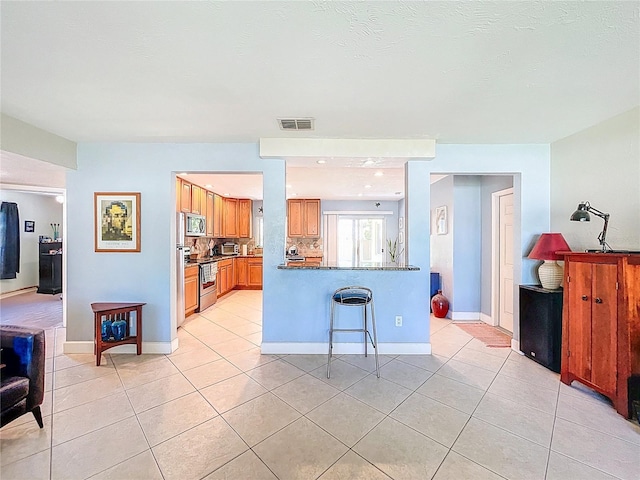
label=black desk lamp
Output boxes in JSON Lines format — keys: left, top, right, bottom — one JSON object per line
{"left": 570, "top": 201, "right": 611, "bottom": 252}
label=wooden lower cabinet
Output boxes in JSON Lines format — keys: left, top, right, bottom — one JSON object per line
{"left": 217, "top": 259, "right": 235, "bottom": 297}
{"left": 185, "top": 265, "right": 199, "bottom": 317}
{"left": 286, "top": 256, "right": 322, "bottom": 267}
{"left": 234, "top": 257, "right": 262, "bottom": 289}
{"left": 561, "top": 252, "right": 640, "bottom": 418}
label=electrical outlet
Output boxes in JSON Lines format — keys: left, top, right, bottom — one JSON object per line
{"left": 395, "top": 315, "right": 402, "bottom": 327}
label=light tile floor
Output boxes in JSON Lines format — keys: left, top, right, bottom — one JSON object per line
{"left": 1, "top": 290, "right": 639, "bottom": 479}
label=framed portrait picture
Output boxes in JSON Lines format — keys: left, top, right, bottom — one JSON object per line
{"left": 94, "top": 192, "right": 141, "bottom": 252}
{"left": 24, "top": 220, "right": 35, "bottom": 232}
{"left": 435, "top": 206, "right": 448, "bottom": 235}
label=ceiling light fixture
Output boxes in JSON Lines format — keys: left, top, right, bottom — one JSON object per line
{"left": 374, "top": 171, "right": 383, "bottom": 177}
{"left": 364, "top": 185, "right": 372, "bottom": 189}
{"left": 205, "top": 184, "right": 212, "bottom": 188}
{"left": 224, "top": 193, "right": 230, "bottom": 197}
{"left": 317, "top": 160, "right": 326, "bottom": 164}
{"left": 363, "top": 159, "right": 375, "bottom": 166}
{"left": 286, "top": 184, "right": 292, "bottom": 188}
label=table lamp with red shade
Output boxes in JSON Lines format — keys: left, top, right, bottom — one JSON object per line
{"left": 528, "top": 233, "right": 571, "bottom": 289}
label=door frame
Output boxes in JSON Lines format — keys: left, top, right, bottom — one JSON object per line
{"left": 490, "top": 187, "right": 514, "bottom": 329}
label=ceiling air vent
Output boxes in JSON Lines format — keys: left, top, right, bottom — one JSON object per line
{"left": 278, "top": 118, "right": 314, "bottom": 131}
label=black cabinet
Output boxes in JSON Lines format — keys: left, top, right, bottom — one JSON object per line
{"left": 519, "top": 285, "right": 563, "bottom": 373}
{"left": 37, "top": 242, "right": 62, "bottom": 295}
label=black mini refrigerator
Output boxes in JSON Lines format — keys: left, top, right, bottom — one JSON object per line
{"left": 519, "top": 285, "right": 563, "bottom": 373}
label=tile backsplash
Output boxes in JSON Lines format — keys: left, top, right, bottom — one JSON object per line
{"left": 286, "top": 238, "right": 324, "bottom": 257}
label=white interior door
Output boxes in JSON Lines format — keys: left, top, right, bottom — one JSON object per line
{"left": 498, "top": 192, "right": 514, "bottom": 332}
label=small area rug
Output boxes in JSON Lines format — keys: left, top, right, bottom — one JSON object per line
{"left": 454, "top": 322, "right": 511, "bottom": 348}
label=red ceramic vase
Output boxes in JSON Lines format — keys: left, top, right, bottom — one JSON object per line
{"left": 431, "top": 290, "right": 450, "bottom": 318}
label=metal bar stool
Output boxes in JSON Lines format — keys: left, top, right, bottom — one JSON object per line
{"left": 327, "top": 286, "right": 379, "bottom": 378}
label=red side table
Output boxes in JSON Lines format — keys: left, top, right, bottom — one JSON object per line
{"left": 92, "top": 302, "right": 145, "bottom": 366}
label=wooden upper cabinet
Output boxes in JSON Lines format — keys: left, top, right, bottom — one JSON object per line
{"left": 287, "top": 199, "right": 321, "bottom": 237}
{"left": 205, "top": 191, "right": 214, "bottom": 237}
{"left": 179, "top": 179, "right": 192, "bottom": 213}
{"left": 191, "top": 185, "right": 203, "bottom": 215}
{"left": 213, "top": 194, "right": 224, "bottom": 238}
{"left": 303, "top": 199, "right": 320, "bottom": 237}
{"left": 238, "top": 199, "right": 252, "bottom": 238}
{"left": 287, "top": 199, "right": 304, "bottom": 237}
{"left": 224, "top": 198, "right": 239, "bottom": 238}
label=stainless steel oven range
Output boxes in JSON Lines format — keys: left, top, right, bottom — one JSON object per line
{"left": 199, "top": 261, "right": 218, "bottom": 311}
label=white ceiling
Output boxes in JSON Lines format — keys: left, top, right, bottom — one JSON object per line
{"left": 1, "top": 1, "right": 638, "bottom": 198}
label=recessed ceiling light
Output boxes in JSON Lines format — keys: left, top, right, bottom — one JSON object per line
{"left": 357, "top": 193, "right": 363, "bottom": 197}
{"left": 286, "top": 184, "right": 292, "bottom": 188}
{"left": 317, "top": 160, "right": 326, "bottom": 164}
{"left": 374, "top": 171, "right": 383, "bottom": 177}
{"left": 205, "top": 184, "right": 212, "bottom": 188}
{"left": 290, "top": 193, "right": 297, "bottom": 197}
{"left": 363, "top": 159, "right": 375, "bottom": 166}
{"left": 224, "top": 193, "right": 230, "bottom": 197}
{"left": 180, "top": 172, "right": 188, "bottom": 176}
{"left": 364, "top": 184, "right": 372, "bottom": 189}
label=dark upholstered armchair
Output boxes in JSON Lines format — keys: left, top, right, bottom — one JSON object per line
{"left": 1, "top": 325, "right": 46, "bottom": 428}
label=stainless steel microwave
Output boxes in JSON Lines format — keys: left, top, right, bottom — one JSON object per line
{"left": 185, "top": 214, "right": 206, "bottom": 236}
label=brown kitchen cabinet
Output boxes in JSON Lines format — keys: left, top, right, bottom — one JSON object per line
{"left": 235, "top": 257, "right": 247, "bottom": 286}
{"left": 185, "top": 264, "right": 199, "bottom": 317}
{"left": 287, "top": 199, "right": 320, "bottom": 238}
{"left": 213, "top": 193, "right": 224, "bottom": 237}
{"left": 191, "top": 185, "right": 203, "bottom": 215}
{"left": 234, "top": 257, "right": 262, "bottom": 289}
{"left": 179, "top": 178, "right": 192, "bottom": 213}
{"left": 247, "top": 257, "right": 263, "bottom": 288}
{"left": 223, "top": 198, "right": 239, "bottom": 238}
{"left": 560, "top": 252, "right": 640, "bottom": 418}
{"left": 217, "top": 258, "right": 235, "bottom": 297}
{"left": 238, "top": 199, "right": 252, "bottom": 238}
{"left": 206, "top": 190, "right": 214, "bottom": 236}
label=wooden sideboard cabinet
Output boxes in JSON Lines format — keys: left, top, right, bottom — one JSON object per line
{"left": 560, "top": 252, "right": 640, "bottom": 418}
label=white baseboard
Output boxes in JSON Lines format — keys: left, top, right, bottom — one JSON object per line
{"left": 511, "top": 338, "right": 523, "bottom": 354}
{"left": 261, "top": 342, "right": 431, "bottom": 355}
{"left": 480, "top": 313, "right": 494, "bottom": 325}
{"left": 450, "top": 312, "right": 481, "bottom": 321}
{"left": 63, "top": 341, "right": 174, "bottom": 355}
{"left": 1, "top": 286, "right": 37, "bottom": 299}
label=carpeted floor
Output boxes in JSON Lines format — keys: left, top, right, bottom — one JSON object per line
{"left": 454, "top": 322, "right": 512, "bottom": 347}
{"left": 0, "top": 290, "right": 63, "bottom": 329}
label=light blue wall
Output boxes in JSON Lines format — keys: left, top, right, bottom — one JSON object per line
{"left": 429, "top": 176, "right": 454, "bottom": 303}
{"left": 452, "top": 176, "right": 482, "bottom": 313}
{"left": 426, "top": 144, "right": 550, "bottom": 340}
{"left": 65, "top": 143, "right": 550, "bottom": 349}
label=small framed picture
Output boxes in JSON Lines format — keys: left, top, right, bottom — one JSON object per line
{"left": 94, "top": 192, "right": 141, "bottom": 252}
{"left": 435, "top": 206, "right": 448, "bottom": 235}
{"left": 398, "top": 216, "right": 404, "bottom": 230}
{"left": 24, "top": 220, "right": 35, "bottom": 232}
{"left": 399, "top": 231, "right": 404, "bottom": 245}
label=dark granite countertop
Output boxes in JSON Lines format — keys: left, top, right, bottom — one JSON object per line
{"left": 278, "top": 262, "right": 419, "bottom": 271}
